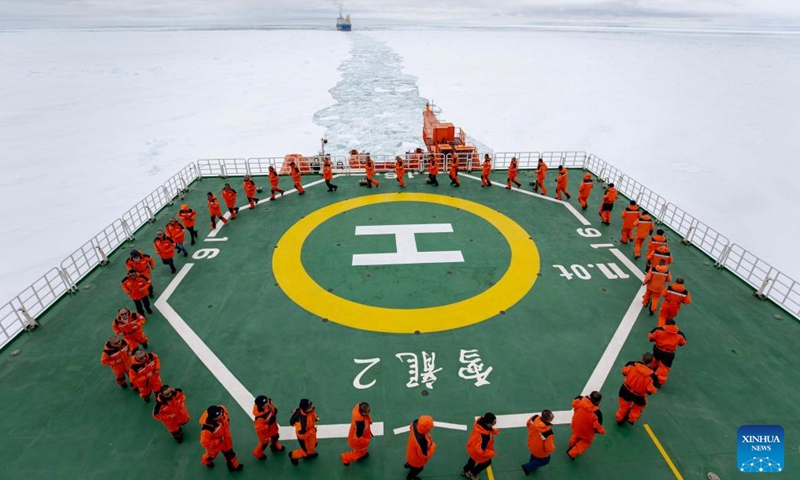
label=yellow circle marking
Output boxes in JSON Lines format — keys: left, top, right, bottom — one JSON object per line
{"left": 272, "top": 193, "right": 539, "bottom": 333}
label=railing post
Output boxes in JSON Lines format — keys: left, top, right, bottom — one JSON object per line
{"left": 582, "top": 153, "right": 588, "bottom": 170}
{"left": 59, "top": 268, "right": 78, "bottom": 293}
{"left": 246, "top": 161, "right": 252, "bottom": 176}
{"left": 18, "top": 303, "right": 39, "bottom": 331}
{"left": 94, "top": 240, "right": 110, "bottom": 266}
{"left": 656, "top": 203, "right": 668, "bottom": 224}
{"left": 715, "top": 244, "right": 731, "bottom": 268}
{"left": 682, "top": 225, "right": 694, "bottom": 245}
{"left": 221, "top": 164, "right": 228, "bottom": 179}
{"left": 161, "top": 186, "right": 174, "bottom": 206}
{"left": 179, "top": 175, "right": 188, "bottom": 193}
{"left": 754, "top": 277, "right": 772, "bottom": 300}
{"left": 121, "top": 219, "right": 135, "bottom": 241}
{"left": 145, "top": 205, "right": 156, "bottom": 223}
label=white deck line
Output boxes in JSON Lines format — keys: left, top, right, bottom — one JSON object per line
{"left": 580, "top": 285, "right": 647, "bottom": 396}
{"left": 156, "top": 263, "right": 383, "bottom": 440}
{"left": 393, "top": 421, "right": 468, "bottom": 435}
{"left": 610, "top": 247, "right": 646, "bottom": 281}
{"left": 460, "top": 173, "right": 591, "bottom": 226}
{"left": 493, "top": 410, "right": 573, "bottom": 428}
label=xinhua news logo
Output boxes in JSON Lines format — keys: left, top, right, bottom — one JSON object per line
{"left": 738, "top": 425, "right": 784, "bottom": 473}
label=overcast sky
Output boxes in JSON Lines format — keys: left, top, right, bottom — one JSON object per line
{"left": 2, "top": 0, "right": 800, "bottom": 29}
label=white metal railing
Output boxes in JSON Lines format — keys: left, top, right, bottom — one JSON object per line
{"left": 0, "top": 163, "right": 199, "bottom": 350}
{"left": 2, "top": 150, "right": 799, "bottom": 352}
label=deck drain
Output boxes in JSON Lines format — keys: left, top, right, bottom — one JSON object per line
{"left": 82, "top": 285, "right": 92, "bottom": 290}
{"left": 207, "top": 305, "right": 213, "bottom": 309}
{"left": 274, "top": 283, "right": 279, "bottom": 286}
{"left": 421, "top": 390, "right": 429, "bottom": 397}
{"left": 327, "top": 288, "right": 334, "bottom": 292}
{"left": 731, "top": 349, "right": 736, "bottom": 354}
{"left": 601, "top": 288, "right": 608, "bottom": 293}
{"left": 336, "top": 243, "right": 341, "bottom": 247}
{"left": 322, "top": 318, "right": 329, "bottom": 323}
{"left": 469, "top": 239, "right": 474, "bottom": 242}
{"left": 499, "top": 310, "right": 506, "bottom": 315}
{"left": 10, "top": 349, "right": 20, "bottom": 356}
{"left": 774, "top": 314, "right": 783, "bottom": 320}
{"left": 366, "top": 273, "right": 372, "bottom": 278}
{"left": 414, "top": 330, "right": 420, "bottom": 335}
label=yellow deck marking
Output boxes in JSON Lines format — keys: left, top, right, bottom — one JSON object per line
{"left": 487, "top": 465, "right": 496, "bottom": 480}
{"left": 644, "top": 424, "right": 685, "bottom": 480}
{"left": 273, "top": 193, "right": 540, "bottom": 333}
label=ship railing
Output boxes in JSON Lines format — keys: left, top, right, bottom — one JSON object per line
{"left": 246, "top": 157, "right": 285, "bottom": 175}
{"left": 4, "top": 152, "right": 800, "bottom": 352}
{"left": 0, "top": 163, "right": 200, "bottom": 351}
{"left": 197, "top": 158, "right": 248, "bottom": 178}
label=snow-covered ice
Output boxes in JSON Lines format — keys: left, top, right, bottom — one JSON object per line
{"left": 1, "top": 27, "right": 799, "bottom": 305}
{"left": 0, "top": 29, "right": 349, "bottom": 302}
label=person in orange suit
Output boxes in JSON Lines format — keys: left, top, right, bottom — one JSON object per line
{"left": 427, "top": 156, "right": 439, "bottom": 186}
{"left": 288, "top": 398, "right": 319, "bottom": 465}
{"left": 153, "top": 230, "right": 177, "bottom": 274}
{"left": 647, "top": 244, "right": 673, "bottom": 270}
{"left": 113, "top": 307, "right": 148, "bottom": 350}
{"left": 243, "top": 175, "right": 260, "bottom": 209}
{"left": 649, "top": 319, "right": 687, "bottom": 386}
{"left": 449, "top": 155, "right": 461, "bottom": 187}
{"left": 506, "top": 157, "right": 521, "bottom": 189}
{"left": 521, "top": 410, "right": 555, "bottom": 475}
{"left": 533, "top": 158, "right": 548, "bottom": 195}
{"left": 221, "top": 184, "right": 239, "bottom": 220}
{"left": 290, "top": 161, "right": 306, "bottom": 194}
{"left": 341, "top": 402, "right": 373, "bottom": 465}
{"left": 129, "top": 349, "right": 162, "bottom": 403}
{"left": 598, "top": 183, "right": 618, "bottom": 225}
{"left": 268, "top": 166, "right": 285, "bottom": 200}
{"left": 567, "top": 392, "right": 605, "bottom": 460}
{"left": 578, "top": 173, "right": 594, "bottom": 210}
{"left": 121, "top": 269, "right": 152, "bottom": 315}
{"left": 166, "top": 217, "right": 188, "bottom": 257}
{"left": 481, "top": 154, "right": 492, "bottom": 187}
{"left": 153, "top": 385, "right": 190, "bottom": 443}
{"left": 395, "top": 157, "right": 406, "bottom": 187}
{"left": 633, "top": 212, "right": 654, "bottom": 258}
{"left": 323, "top": 160, "right": 338, "bottom": 192}
{"left": 207, "top": 192, "right": 228, "bottom": 230}
{"left": 100, "top": 335, "right": 132, "bottom": 389}
{"left": 364, "top": 156, "right": 380, "bottom": 188}
{"left": 642, "top": 262, "right": 672, "bottom": 316}
{"left": 178, "top": 204, "right": 199, "bottom": 245}
{"left": 126, "top": 249, "right": 155, "bottom": 298}
{"left": 200, "top": 405, "right": 244, "bottom": 471}
{"left": 462, "top": 412, "right": 498, "bottom": 480}
{"left": 658, "top": 278, "right": 692, "bottom": 326}
{"left": 555, "top": 166, "right": 571, "bottom": 200}
{"left": 646, "top": 228, "right": 668, "bottom": 262}
{"left": 405, "top": 415, "right": 436, "bottom": 480}
{"left": 616, "top": 353, "right": 658, "bottom": 426}
{"left": 252, "top": 395, "right": 284, "bottom": 460}
{"left": 620, "top": 200, "right": 641, "bottom": 244}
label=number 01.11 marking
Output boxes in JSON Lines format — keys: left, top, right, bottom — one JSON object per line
{"left": 552, "top": 263, "right": 630, "bottom": 280}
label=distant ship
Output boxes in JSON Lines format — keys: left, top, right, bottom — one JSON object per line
{"left": 336, "top": 8, "right": 351, "bottom": 31}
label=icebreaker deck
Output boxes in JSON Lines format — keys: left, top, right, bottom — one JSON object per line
{"left": 1, "top": 168, "right": 797, "bottom": 480}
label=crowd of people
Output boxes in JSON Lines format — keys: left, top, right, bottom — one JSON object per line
{"left": 101, "top": 161, "right": 691, "bottom": 478}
